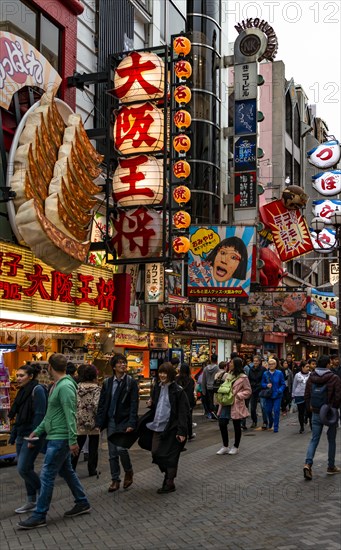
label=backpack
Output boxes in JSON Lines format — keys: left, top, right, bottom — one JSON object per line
{"left": 216, "top": 376, "right": 237, "bottom": 406}
{"left": 310, "top": 382, "right": 328, "bottom": 410}
{"left": 213, "top": 371, "right": 225, "bottom": 393}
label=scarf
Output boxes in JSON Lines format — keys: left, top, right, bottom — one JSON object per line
{"left": 9, "top": 379, "right": 38, "bottom": 427}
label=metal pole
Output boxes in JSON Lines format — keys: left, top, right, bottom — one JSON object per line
{"left": 336, "top": 224, "right": 341, "bottom": 365}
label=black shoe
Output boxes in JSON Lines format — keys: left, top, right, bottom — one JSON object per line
{"left": 64, "top": 503, "right": 91, "bottom": 517}
{"left": 241, "top": 425, "right": 248, "bottom": 431}
{"left": 17, "top": 517, "right": 47, "bottom": 530}
{"left": 88, "top": 471, "right": 98, "bottom": 477}
{"left": 157, "top": 483, "right": 176, "bottom": 494}
{"left": 250, "top": 423, "right": 257, "bottom": 429}
{"left": 299, "top": 428, "right": 304, "bottom": 434}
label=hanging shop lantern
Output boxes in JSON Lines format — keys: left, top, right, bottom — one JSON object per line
{"left": 174, "top": 110, "right": 191, "bottom": 130}
{"left": 172, "top": 236, "right": 191, "bottom": 254}
{"left": 111, "top": 51, "right": 165, "bottom": 103}
{"left": 175, "top": 60, "right": 192, "bottom": 79}
{"left": 173, "top": 210, "right": 191, "bottom": 229}
{"left": 110, "top": 207, "right": 163, "bottom": 259}
{"left": 113, "top": 102, "right": 164, "bottom": 155}
{"left": 173, "top": 36, "right": 192, "bottom": 57}
{"left": 173, "top": 160, "right": 191, "bottom": 179}
{"left": 173, "top": 185, "right": 191, "bottom": 204}
{"left": 113, "top": 154, "right": 164, "bottom": 207}
{"left": 173, "top": 134, "right": 191, "bottom": 153}
{"left": 174, "top": 85, "right": 191, "bottom": 105}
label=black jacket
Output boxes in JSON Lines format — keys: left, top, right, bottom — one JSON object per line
{"left": 248, "top": 365, "right": 266, "bottom": 394}
{"left": 95, "top": 375, "right": 139, "bottom": 432}
{"left": 305, "top": 369, "right": 341, "bottom": 413}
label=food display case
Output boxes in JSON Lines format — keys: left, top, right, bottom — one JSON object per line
{"left": 0, "top": 345, "right": 17, "bottom": 462}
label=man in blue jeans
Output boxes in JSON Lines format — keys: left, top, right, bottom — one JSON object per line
{"left": 17, "top": 354, "right": 90, "bottom": 529}
{"left": 303, "top": 355, "right": 341, "bottom": 480}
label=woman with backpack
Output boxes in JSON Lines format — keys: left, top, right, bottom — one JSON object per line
{"left": 176, "top": 363, "right": 196, "bottom": 440}
{"left": 71, "top": 364, "right": 101, "bottom": 477}
{"left": 9, "top": 363, "right": 47, "bottom": 514}
{"left": 216, "top": 357, "right": 252, "bottom": 455}
{"left": 292, "top": 361, "right": 311, "bottom": 433}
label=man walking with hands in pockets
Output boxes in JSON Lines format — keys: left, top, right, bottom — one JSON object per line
{"left": 17, "top": 353, "right": 90, "bottom": 530}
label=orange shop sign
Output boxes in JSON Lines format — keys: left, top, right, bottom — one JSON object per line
{"left": 114, "top": 328, "right": 149, "bottom": 348}
{"left": 0, "top": 242, "right": 114, "bottom": 322}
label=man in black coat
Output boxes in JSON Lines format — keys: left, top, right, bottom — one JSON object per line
{"left": 96, "top": 354, "right": 139, "bottom": 492}
{"left": 248, "top": 354, "right": 267, "bottom": 429}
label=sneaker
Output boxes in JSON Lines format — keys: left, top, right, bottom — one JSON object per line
{"left": 228, "top": 446, "right": 239, "bottom": 455}
{"left": 206, "top": 413, "right": 212, "bottom": 420}
{"left": 188, "top": 433, "right": 196, "bottom": 441}
{"left": 192, "top": 422, "right": 197, "bottom": 428}
{"left": 327, "top": 466, "right": 341, "bottom": 475}
{"left": 216, "top": 446, "right": 230, "bottom": 455}
{"left": 64, "top": 503, "right": 91, "bottom": 517}
{"left": 17, "top": 517, "right": 47, "bottom": 530}
{"left": 303, "top": 464, "right": 312, "bottom": 480}
{"left": 15, "top": 502, "right": 36, "bottom": 514}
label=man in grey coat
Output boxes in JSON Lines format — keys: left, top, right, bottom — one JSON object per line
{"left": 201, "top": 353, "right": 219, "bottom": 419}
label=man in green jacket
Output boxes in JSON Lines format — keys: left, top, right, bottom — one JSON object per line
{"left": 17, "top": 353, "right": 90, "bottom": 530}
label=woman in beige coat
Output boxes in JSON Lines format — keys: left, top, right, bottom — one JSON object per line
{"left": 216, "top": 357, "right": 252, "bottom": 455}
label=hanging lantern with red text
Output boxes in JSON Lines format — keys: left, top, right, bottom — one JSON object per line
{"left": 113, "top": 102, "right": 164, "bottom": 155}
{"left": 174, "top": 110, "right": 191, "bottom": 130}
{"left": 173, "top": 36, "right": 192, "bottom": 57}
{"left": 173, "top": 210, "right": 191, "bottom": 229}
{"left": 113, "top": 154, "right": 164, "bottom": 207}
{"left": 173, "top": 160, "right": 191, "bottom": 179}
{"left": 111, "top": 51, "right": 165, "bottom": 103}
{"left": 110, "top": 207, "right": 163, "bottom": 259}
{"left": 172, "top": 236, "right": 191, "bottom": 254}
{"left": 175, "top": 60, "right": 192, "bottom": 80}
{"left": 173, "top": 134, "right": 191, "bottom": 154}
{"left": 174, "top": 85, "right": 191, "bottom": 105}
{"left": 173, "top": 185, "right": 191, "bottom": 204}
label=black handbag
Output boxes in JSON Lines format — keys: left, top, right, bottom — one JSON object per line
{"left": 259, "top": 373, "right": 273, "bottom": 398}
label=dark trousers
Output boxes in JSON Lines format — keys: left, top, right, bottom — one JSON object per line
{"left": 218, "top": 418, "right": 242, "bottom": 448}
{"left": 188, "top": 408, "right": 193, "bottom": 438}
{"left": 281, "top": 387, "right": 291, "bottom": 412}
{"left": 151, "top": 432, "right": 178, "bottom": 480}
{"left": 297, "top": 402, "right": 306, "bottom": 429}
{"left": 241, "top": 398, "right": 250, "bottom": 427}
{"left": 206, "top": 389, "right": 216, "bottom": 413}
{"left": 71, "top": 434, "right": 99, "bottom": 475}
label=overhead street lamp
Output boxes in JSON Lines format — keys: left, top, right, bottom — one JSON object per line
{"left": 311, "top": 210, "right": 341, "bottom": 363}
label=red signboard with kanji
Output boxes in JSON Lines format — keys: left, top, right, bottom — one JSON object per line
{"left": 260, "top": 200, "right": 313, "bottom": 261}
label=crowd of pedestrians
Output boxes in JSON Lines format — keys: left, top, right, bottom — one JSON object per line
{"left": 7, "top": 349, "right": 341, "bottom": 531}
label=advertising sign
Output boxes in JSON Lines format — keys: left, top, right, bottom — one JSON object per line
{"left": 260, "top": 200, "right": 313, "bottom": 261}
{"left": 0, "top": 32, "right": 62, "bottom": 109}
{"left": 157, "top": 305, "right": 196, "bottom": 332}
{"left": 234, "top": 171, "right": 257, "bottom": 208}
{"left": 311, "top": 289, "right": 338, "bottom": 317}
{"left": 330, "top": 262, "right": 339, "bottom": 285}
{"left": 145, "top": 263, "right": 165, "bottom": 303}
{"left": 234, "top": 136, "right": 257, "bottom": 171}
{"left": 235, "top": 100, "right": 257, "bottom": 135}
{"left": 187, "top": 225, "right": 255, "bottom": 299}
{"left": 307, "top": 140, "right": 341, "bottom": 169}
{"left": 0, "top": 243, "right": 114, "bottom": 322}
{"left": 240, "top": 291, "right": 307, "bottom": 334}
{"left": 234, "top": 63, "right": 258, "bottom": 100}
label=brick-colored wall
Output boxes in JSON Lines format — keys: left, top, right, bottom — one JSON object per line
{"left": 30, "top": 0, "right": 84, "bottom": 109}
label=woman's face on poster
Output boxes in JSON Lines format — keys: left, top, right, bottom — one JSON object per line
{"left": 212, "top": 246, "right": 241, "bottom": 282}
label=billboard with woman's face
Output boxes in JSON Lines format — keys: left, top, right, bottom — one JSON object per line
{"left": 187, "top": 225, "right": 255, "bottom": 299}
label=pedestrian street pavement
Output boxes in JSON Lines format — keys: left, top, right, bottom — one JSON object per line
{"left": 0, "top": 407, "right": 340, "bottom": 550}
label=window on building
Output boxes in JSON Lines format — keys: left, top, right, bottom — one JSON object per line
{"left": 167, "top": 1, "right": 186, "bottom": 42}
{"left": 0, "top": 0, "right": 61, "bottom": 71}
{"left": 294, "top": 159, "right": 300, "bottom": 185}
{"left": 285, "top": 92, "right": 292, "bottom": 135}
{"left": 294, "top": 104, "right": 300, "bottom": 147}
